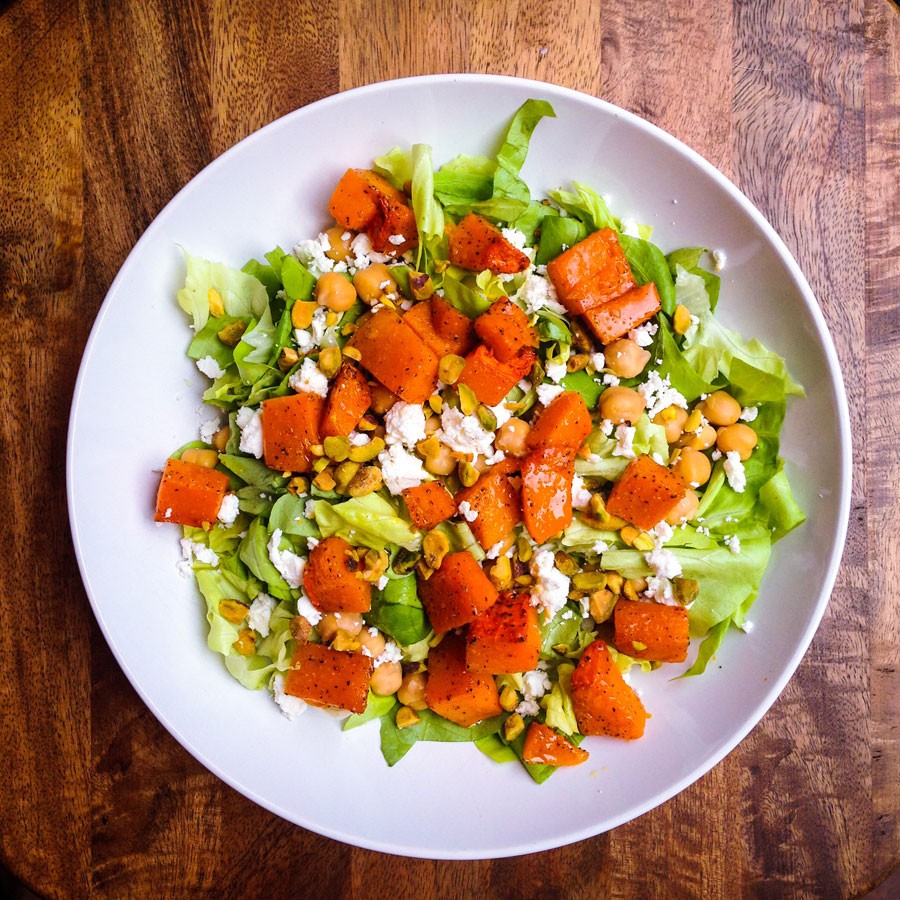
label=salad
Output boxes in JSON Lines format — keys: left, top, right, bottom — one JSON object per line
{"left": 154, "top": 100, "right": 805, "bottom": 782}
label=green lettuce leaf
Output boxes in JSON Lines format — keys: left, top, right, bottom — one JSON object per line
{"left": 268, "top": 493, "right": 320, "bottom": 538}
{"left": 547, "top": 182, "right": 618, "bottom": 232}
{"left": 619, "top": 234, "right": 676, "bottom": 314}
{"left": 575, "top": 416, "right": 669, "bottom": 480}
{"left": 379, "top": 709, "right": 505, "bottom": 766}
{"left": 535, "top": 215, "right": 589, "bottom": 265}
{"left": 368, "top": 574, "right": 431, "bottom": 646}
{"left": 343, "top": 693, "right": 398, "bottom": 730}
{"left": 177, "top": 253, "right": 269, "bottom": 333}
{"left": 542, "top": 663, "right": 578, "bottom": 734}
{"left": 313, "top": 494, "right": 421, "bottom": 551}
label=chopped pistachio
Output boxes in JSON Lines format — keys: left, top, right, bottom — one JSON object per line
{"left": 218, "top": 599, "right": 249, "bottom": 625}
{"left": 423, "top": 529, "right": 450, "bottom": 570}
{"left": 499, "top": 686, "right": 519, "bottom": 712}
{"left": 207, "top": 287, "right": 225, "bottom": 317}
{"left": 277, "top": 347, "right": 300, "bottom": 372}
{"left": 503, "top": 713, "right": 525, "bottom": 742}
{"left": 218, "top": 320, "right": 248, "bottom": 347}
{"left": 347, "top": 466, "right": 383, "bottom": 497}
{"left": 323, "top": 435, "right": 351, "bottom": 462}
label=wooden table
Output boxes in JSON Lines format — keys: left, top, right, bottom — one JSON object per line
{"left": 2, "top": 0, "right": 897, "bottom": 896}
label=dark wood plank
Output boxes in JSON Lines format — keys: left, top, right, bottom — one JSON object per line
{"left": 864, "top": 0, "right": 900, "bottom": 887}
{"left": 0, "top": 1, "right": 92, "bottom": 897}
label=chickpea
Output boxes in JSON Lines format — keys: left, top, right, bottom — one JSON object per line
{"left": 211, "top": 425, "right": 231, "bottom": 452}
{"left": 370, "top": 661, "right": 403, "bottom": 696}
{"left": 598, "top": 386, "right": 646, "bottom": 424}
{"left": 424, "top": 444, "right": 457, "bottom": 476}
{"left": 315, "top": 272, "right": 357, "bottom": 312}
{"left": 671, "top": 447, "right": 712, "bottom": 488}
{"left": 653, "top": 405, "right": 688, "bottom": 444}
{"left": 495, "top": 418, "right": 531, "bottom": 457}
{"left": 324, "top": 226, "right": 353, "bottom": 262}
{"left": 665, "top": 489, "right": 700, "bottom": 525}
{"left": 397, "top": 671, "right": 428, "bottom": 710}
{"left": 357, "top": 626, "right": 386, "bottom": 659}
{"left": 603, "top": 338, "right": 651, "bottom": 378}
{"left": 424, "top": 416, "right": 441, "bottom": 435}
{"left": 370, "top": 383, "right": 397, "bottom": 415}
{"left": 716, "top": 423, "right": 758, "bottom": 461}
{"left": 700, "top": 390, "right": 741, "bottom": 427}
{"left": 317, "top": 612, "right": 364, "bottom": 643}
{"left": 679, "top": 422, "right": 717, "bottom": 451}
{"left": 353, "top": 263, "right": 397, "bottom": 304}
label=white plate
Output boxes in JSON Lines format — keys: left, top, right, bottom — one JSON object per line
{"left": 67, "top": 74, "right": 851, "bottom": 859}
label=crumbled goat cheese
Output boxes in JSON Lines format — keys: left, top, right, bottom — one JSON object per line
{"left": 458, "top": 500, "right": 478, "bottom": 523}
{"left": 217, "top": 493, "right": 240, "bottom": 526}
{"left": 602, "top": 373, "right": 621, "bottom": 387}
{"left": 267, "top": 528, "right": 305, "bottom": 588}
{"left": 536, "top": 383, "right": 565, "bottom": 407}
{"left": 591, "top": 540, "right": 608, "bottom": 554}
{"left": 248, "top": 593, "right": 277, "bottom": 637}
{"left": 485, "top": 541, "right": 506, "bottom": 560}
{"left": 711, "top": 448, "right": 723, "bottom": 461}
{"left": 196, "top": 355, "right": 225, "bottom": 379}
{"left": 377, "top": 574, "right": 389, "bottom": 590}
{"left": 724, "top": 534, "right": 742, "bottom": 554}
{"left": 629, "top": 321, "right": 658, "bottom": 347}
{"left": 515, "top": 667, "right": 552, "bottom": 718}
{"left": 637, "top": 371, "right": 688, "bottom": 419}
{"left": 529, "top": 549, "right": 570, "bottom": 620}
{"left": 740, "top": 619, "right": 755, "bottom": 634}
{"left": 384, "top": 401, "right": 427, "bottom": 447}
{"left": 518, "top": 378, "right": 532, "bottom": 393}
{"left": 621, "top": 218, "right": 642, "bottom": 238}
{"left": 439, "top": 406, "right": 496, "bottom": 460}
{"left": 306, "top": 537, "right": 319, "bottom": 550}
{"left": 515, "top": 272, "right": 567, "bottom": 315}
{"left": 177, "top": 538, "right": 218, "bottom": 577}
{"left": 378, "top": 444, "right": 428, "bottom": 494}
{"left": 650, "top": 521, "right": 674, "bottom": 546}
{"left": 612, "top": 424, "right": 636, "bottom": 458}
{"left": 571, "top": 474, "right": 592, "bottom": 510}
{"left": 711, "top": 249, "right": 727, "bottom": 271}
{"left": 373, "top": 641, "right": 403, "bottom": 668}
{"left": 501, "top": 227, "right": 528, "bottom": 249}
{"left": 310, "top": 306, "right": 329, "bottom": 346}
{"left": 294, "top": 233, "right": 337, "bottom": 274}
{"left": 484, "top": 448, "right": 506, "bottom": 466}
{"left": 349, "top": 232, "right": 390, "bottom": 269}
{"left": 304, "top": 500, "right": 316, "bottom": 518}
{"left": 348, "top": 430, "right": 370, "bottom": 446}
{"left": 645, "top": 575, "right": 678, "bottom": 605}
{"left": 740, "top": 406, "right": 758, "bottom": 423}
{"left": 294, "top": 328, "right": 314, "bottom": 352}
{"left": 646, "top": 546, "right": 683, "bottom": 580}
{"left": 545, "top": 361, "right": 567, "bottom": 384}
{"left": 272, "top": 673, "right": 307, "bottom": 720}
{"left": 289, "top": 357, "right": 329, "bottom": 397}
{"left": 724, "top": 451, "right": 747, "bottom": 493}
{"left": 235, "top": 406, "right": 264, "bottom": 458}
{"left": 199, "top": 415, "right": 221, "bottom": 444}
{"left": 295, "top": 592, "right": 322, "bottom": 626}
{"left": 388, "top": 234, "right": 406, "bottom": 246}
{"left": 599, "top": 418, "right": 614, "bottom": 437}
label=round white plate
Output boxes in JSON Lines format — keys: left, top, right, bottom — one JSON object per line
{"left": 67, "top": 74, "right": 850, "bottom": 859}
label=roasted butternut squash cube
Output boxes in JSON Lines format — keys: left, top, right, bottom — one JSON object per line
{"left": 522, "top": 722, "right": 589, "bottom": 766}
{"left": 154, "top": 457, "right": 230, "bottom": 527}
{"left": 466, "top": 592, "right": 541, "bottom": 675}
{"left": 321, "top": 361, "right": 371, "bottom": 438}
{"left": 417, "top": 550, "right": 499, "bottom": 633}
{"left": 303, "top": 535, "right": 372, "bottom": 613}
{"left": 453, "top": 457, "right": 522, "bottom": 551}
{"left": 456, "top": 344, "right": 535, "bottom": 407}
{"left": 526, "top": 390, "right": 592, "bottom": 452}
{"left": 582, "top": 281, "right": 661, "bottom": 345}
{"left": 285, "top": 642, "right": 374, "bottom": 714}
{"left": 473, "top": 297, "right": 538, "bottom": 362}
{"left": 521, "top": 445, "right": 575, "bottom": 543}
{"left": 425, "top": 631, "right": 502, "bottom": 727}
{"left": 261, "top": 392, "right": 326, "bottom": 474}
{"left": 448, "top": 213, "right": 530, "bottom": 274}
{"left": 605, "top": 454, "right": 685, "bottom": 530}
{"left": 402, "top": 481, "right": 458, "bottom": 532}
{"left": 614, "top": 599, "right": 690, "bottom": 663}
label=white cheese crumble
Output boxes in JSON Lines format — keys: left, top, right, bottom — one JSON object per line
{"left": 591, "top": 540, "right": 608, "bottom": 555}
{"left": 197, "top": 355, "right": 225, "bottom": 381}
{"left": 373, "top": 640, "right": 403, "bottom": 668}
{"left": 646, "top": 546, "right": 682, "bottom": 580}
{"left": 438, "top": 406, "right": 496, "bottom": 460}
{"left": 629, "top": 321, "right": 658, "bottom": 347}
{"left": 620, "top": 218, "right": 642, "bottom": 238}
{"left": 289, "top": 357, "right": 329, "bottom": 397}
{"left": 612, "top": 424, "right": 636, "bottom": 458}
{"left": 724, "top": 534, "right": 742, "bottom": 554}
{"left": 217, "top": 493, "right": 239, "bottom": 526}
{"left": 272, "top": 673, "right": 307, "bottom": 720}
{"left": 310, "top": 306, "right": 329, "bottom": 347}
{"left": 388, "top": 234, "right": 406, "bottom": 246}
{"left": 348, "top": 430, "right": 370, "bottom": 447}
{"left": 645, "top": 575, "right": 678, "bottom": 605}
{"left": 536, "top": 383, "right": 565, "bottom": 407}
{"left": 515, "top": 272, "right": 567, "bottom": 316}
{"left": 295, "top": 592, "right": 322, "bottom": 626}
{"left": 740, "top": 406, "right": 758, "bottom": 423}
{"left": 637, "top": 370, "right": 688, "bottom": 419}
{"left": 294, "top": 328, "right": 314, "bottom": 352}
{"left": 489, "top": 401, "right": 513, "bottom": 429}
{"left": 294, "top": 233, "right": 338, "bottom": 275}
{"left": 724, "top": 451, "right": 747, "bottom": 493}
{"left": 599, "top": 418, "right": 615, "bottom": 437}
{"left": 501, "top": 226, "right": 528, "bottom": 249}
{"left": 199, "top": 415, "right": 221, "bottom": 444}
{"left": 571, "top": 474, "right": 592, "bottom": 510}
{"left": 304, "top": 499, "right": 316, "bottom": 518}
{"left": 515, "top": 667, "right": 552, "bottom": 718}
{"left": 711, "top": 249, "right": 727, "bottom": 271}
{"left": 266, "top": 528, "right": 305, "bottom": 588}
{"left": 458, "top": 500, "right": 478, "bottom": 523}
{"left": 235, "top": 406, "right": 263, "bottom": 459}
{"left": 602, "top": 373, "right": 621, "bottom": 387}
{"left": 384, "top": 401, "right": 427, "bottom": 447}
{"left": 529, "top": 549, "right": 570, "bottom": 620}
{"left": 349, "top": 232, "right": 390, "bottom": 269}
{"left": 545, "top": 361, "right": 567, "bottom": 384}
{"left": 248, "top": 593, "right": 277, "bottom": 637}
{"left": 376, "top": 574, "right": 389, "bottom": 590}
{"left": 485, "top": 541, "right": 506, "bottom": 560}
{"left": 378, "top": 443, "right": 428, "bottom": 495}
{"left": 177, "top": 538, "right": 218, "bottom": 576}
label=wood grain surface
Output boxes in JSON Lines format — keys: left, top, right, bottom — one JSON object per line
{"left": 1, "top": 0, "right": 897, "bottom": 897}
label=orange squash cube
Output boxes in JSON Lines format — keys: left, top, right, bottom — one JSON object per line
{"left": 473, "top": 297, "right": 538, "bottom": 362}
{"left": 448, "top": 213, "right": 530, "bottom": 274}
{"left": 425, "top": 631, "right": 502, "bottom": 727}
{"left": 614, "top": 599, "right": 690, "bottom": 663}
{"left": 582, "top": 281, "right": 661, "bottom": 345}
{"left": 261, "top": 392, "right": 326, "bottom": 474}
{"left": 284, "top": 642, "right": 374, "bottom": 714}
{"left": 402, "top": 481, "right": 458, "bottom": 532}
{"left": 403, "top": 299, "right": 474, "bottom": 359}
{"left": 303, "top": 536, "right": 372, "bottom": 613}
{"left": 453, "top": 458, "right": 522, "bottom": 551}
{"left": 321, "top": 361, "right": 371, "bottom": 438}
{"left": 154, "top": 457, "right": 230, "bottom": 527}
{"left": 417, "top": 551, "right": 499, "bottom": 634}
{"left": 605, "top": 454, "right": 686, "bottom": 531}
{"left": 466, "top": 592, "right": 541, "bottom": 675}
{"left": 570, "top": 639, "right": 647, "bottom": 739}
{"left": 522, "top": 722, "right": 589, "bottom": 766}
{"left": 526, "top": 391, "right": 592, "bottom": 452}
{"left": 456, "top": 344, "right": 535, "bottom": 407}
{"left": 521, "top": 445, "right": 576, "bottom": 543}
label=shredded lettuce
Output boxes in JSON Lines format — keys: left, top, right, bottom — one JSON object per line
{"left": 177, "top": 252, "right": 269, "bottom": 333}
{"left": 313, "top": 494, "right": 421, "bottom": 551}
